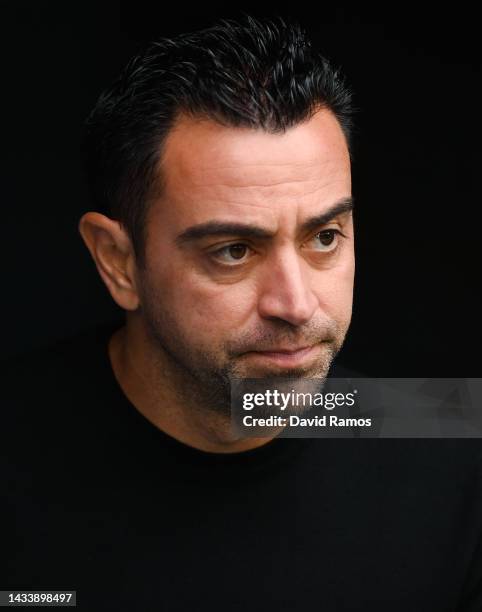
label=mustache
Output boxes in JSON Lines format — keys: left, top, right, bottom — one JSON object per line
{"left": 226, "top": 320, "right": 339, "bottom": 355}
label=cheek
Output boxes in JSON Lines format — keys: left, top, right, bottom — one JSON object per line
{"left": 160, "top": 265, "right": 258, "bottom": 332}
{"left": 314, "top": 253, "right": 355, "bottom": 317}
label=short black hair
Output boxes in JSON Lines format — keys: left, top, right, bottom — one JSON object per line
{"left": 84, "top": 14, "right": 354, "bottom": 268}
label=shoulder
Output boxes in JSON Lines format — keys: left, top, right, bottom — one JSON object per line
{"left": 0, "top": 319, "right": 124, "bottom": 436}
{"left": 1, "top": 319, "right": 123, "bottom": 381}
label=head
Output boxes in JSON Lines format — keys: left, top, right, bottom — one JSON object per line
{"left": 79, "top": 15, "right": 355, "bottom": 414}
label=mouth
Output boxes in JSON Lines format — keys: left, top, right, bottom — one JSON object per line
{"left": 244, "top": 344, "right": 322, "bottom": 368}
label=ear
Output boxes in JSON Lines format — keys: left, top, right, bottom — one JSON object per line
{"left": 78, "top": 212, "right": 140, "bottom": 311}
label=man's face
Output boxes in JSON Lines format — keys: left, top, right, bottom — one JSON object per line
{"left": 137, "top": 109, "right": 354, "bottom": 409}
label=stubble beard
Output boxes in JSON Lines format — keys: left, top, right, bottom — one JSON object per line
{"left": 139, "top": 286, "right": 349, "bottom": 420}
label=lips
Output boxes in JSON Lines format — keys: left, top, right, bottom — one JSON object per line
{"left": 245, "top": 344, "right": 321, "bottom": 367}
{"left": 255, "top": 346, "right": 312, "bottom": 354}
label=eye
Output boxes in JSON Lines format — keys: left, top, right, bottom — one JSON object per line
{"left": 308, "top": 229, "right": 343, "bottom": 252}
{"left": 210, "top": 243, "right": 252, "bottom": 265}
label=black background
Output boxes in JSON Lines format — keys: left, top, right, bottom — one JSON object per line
{"left": 1, "top": 4, "right": 480, "bottom": 376}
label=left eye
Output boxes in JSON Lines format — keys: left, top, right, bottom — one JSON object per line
{"left": 310, "top": 229, "right": 341, "bottom": 252}
{"left": 212, "top": 243, "right": 251, "bottom": 264}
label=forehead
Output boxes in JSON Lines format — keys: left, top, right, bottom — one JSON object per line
{"left": 152, "top": 109, "right": 351, "bottom": 228}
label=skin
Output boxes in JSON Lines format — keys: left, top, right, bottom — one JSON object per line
{"left": 79, "top": 107, "right": 354, "bottom": 453}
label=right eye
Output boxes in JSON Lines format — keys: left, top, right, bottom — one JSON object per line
{"left": 210, "top": 243, "right": 253, "bottom": 265}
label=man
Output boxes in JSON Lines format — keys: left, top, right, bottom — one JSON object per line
{"left": 2, "top": 15, "right": 482, "bottom": 611}
{"left": 79, "top": 17, "right": 354, "bottom": 453}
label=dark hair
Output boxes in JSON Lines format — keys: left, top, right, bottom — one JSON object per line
{"left": 84, "top": 14, "right": 354, "bottom": 268}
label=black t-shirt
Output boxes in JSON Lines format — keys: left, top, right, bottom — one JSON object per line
{"left": 1, "top": 321, "right": 482, "bottom": 611}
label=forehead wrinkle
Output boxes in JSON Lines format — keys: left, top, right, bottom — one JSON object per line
{"left": 189, "top": 178, "right": 347, "bottom": 203}
{"left": 165, "top": 141, "right": 349, "bottom": 194}
{"left": 194, "top": 177, "right": 326, "bottom": 189}
{"left": 190, "top": 157, "right": 346, "bottom": 180}
{"left": 166, "top": 175, "right": 350, "bottom": 224}
{"left": 200, "top": 162, "right": 325, "bottom": 169}
{"left": 180, "top": 165, "right": 347, "bottom": 191}
{"left": 191, "top": 161, "right": 333, "bottom": 177}
{"left": 186, "top": 165, "right": 350, "bottom": 195}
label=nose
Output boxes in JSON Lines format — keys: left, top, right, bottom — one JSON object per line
{"left": 257, "top": 248, "right": 318, "bottom": 327}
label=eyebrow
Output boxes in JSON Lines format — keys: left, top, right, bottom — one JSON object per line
{"left": 175, "top": 196, "right": 354, "bottom": 245}
{"left": 299, "top": 196, "right": 354, "bottom": 234}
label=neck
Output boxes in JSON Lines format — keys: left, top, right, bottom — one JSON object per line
{"left": 107, "top": 314, "right": 278, "bottom": 453}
